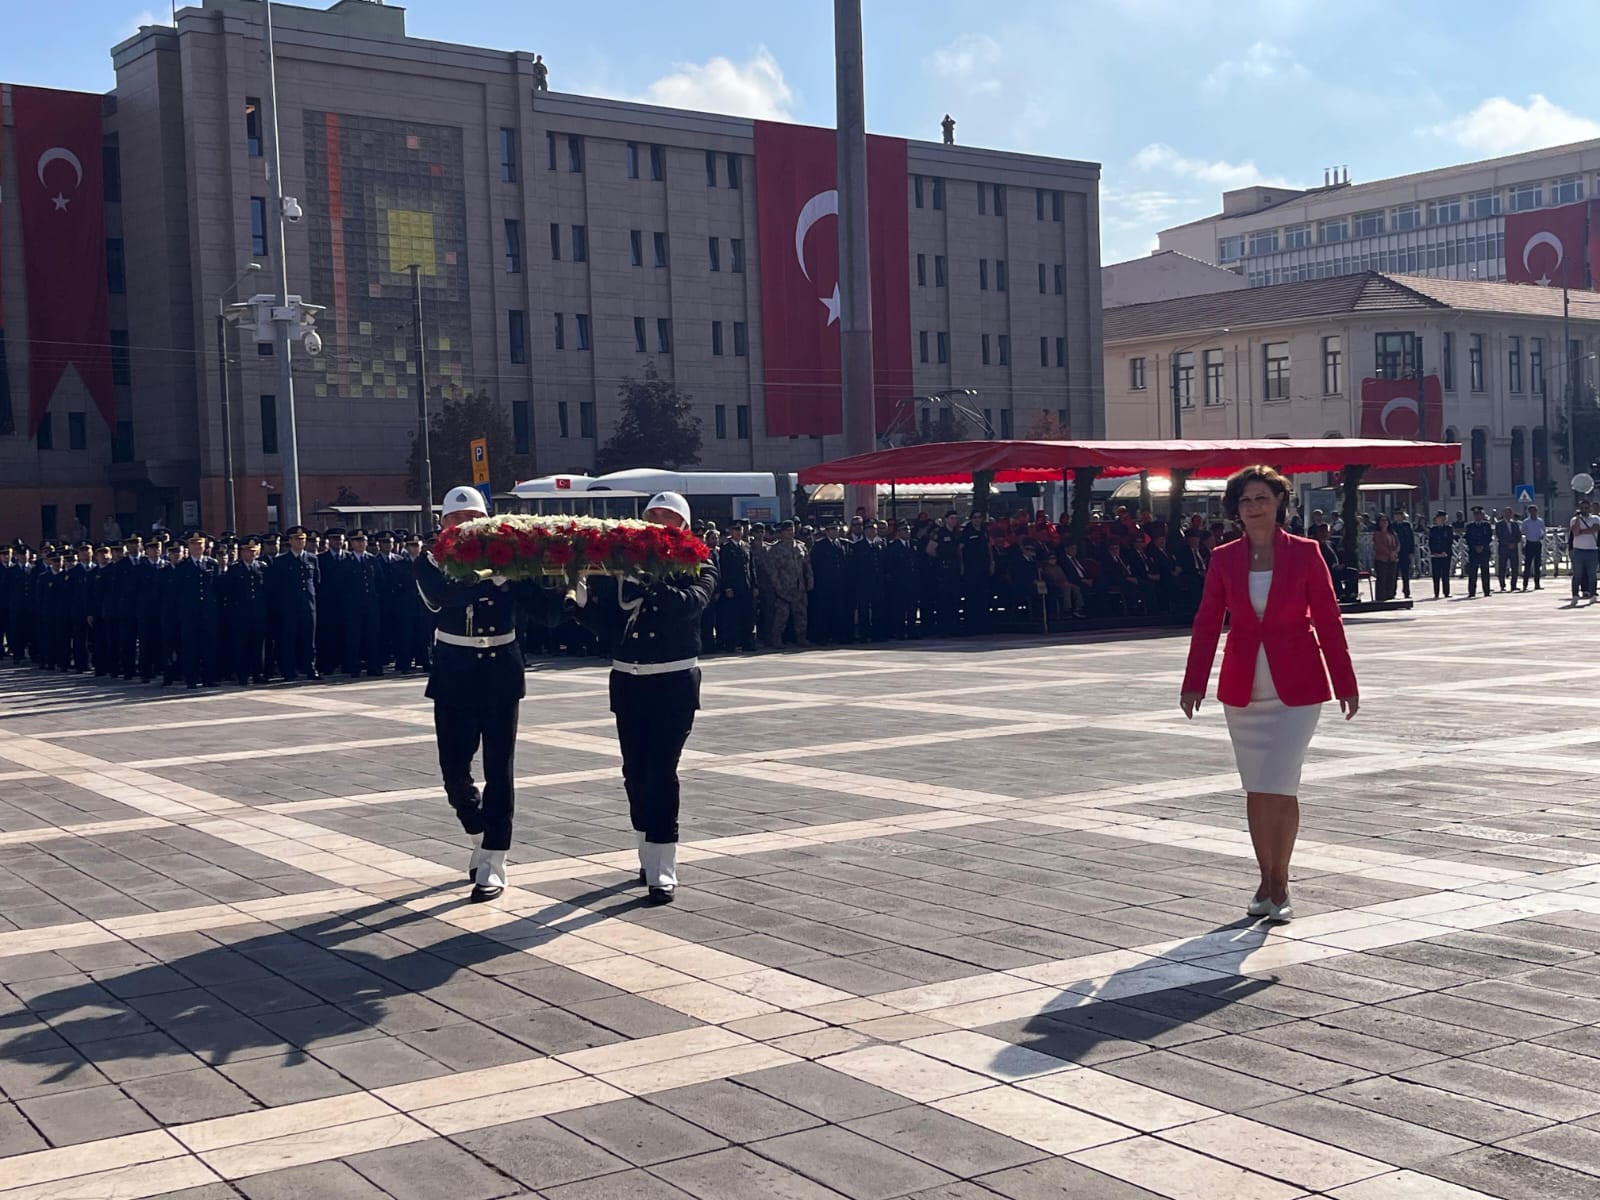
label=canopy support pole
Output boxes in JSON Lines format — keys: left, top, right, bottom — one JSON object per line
{"left": 972, "top": 469, "right": 995, "bottom": 519}
{"left": 1167, "top": 467, "right": 1192, "bottom": 535}
{"left": 1341, "top": 464, "right": 1368, "bottom": 567}
{"left": 1070, "top": 466, "right": 1100, "bottom": 541}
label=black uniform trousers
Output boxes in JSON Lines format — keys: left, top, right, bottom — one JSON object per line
{"left": 1466, "top": 550, "right": 1492, "bottom": 596}
{"left": 1497, "top": 545, "right": 1520, "bottom": 589}
{"left": 1398, "top": 553, "right": 1412, "bottom": 597}
{"left": 278, "top": 611, "right": 315, "bottom": 679}
{"left": 611, "top": 670, "right": 698, "bottom": 844}
{"left": 138, "top": 613, "right": 162, "bottom": 680}
{"left": 1431, "top": 556, "right": 1452, "bottom": 596}
{"left": 433, "top": 698, "right": 519, "bottom": 851}
{"left": 1523, "top": 542, "right": 1544, "bottom": 588}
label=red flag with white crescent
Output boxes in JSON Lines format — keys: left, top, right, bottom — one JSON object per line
{"left": 12, "top": 86, "right": 113, "bottom": 435}
{"left": 753, "top": 120, "right": 912, "bottom": 437}
{"left": 0, "top": 109, "right": 12, "bottom": 435}
{"left": 1360, "top": 373, "right": 1444, "bottom": 490}
{"left": 1504, "top": 200, "right": 1588, "bottom": 287}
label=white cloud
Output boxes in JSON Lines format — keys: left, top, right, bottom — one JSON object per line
{"left": 638, "top": 48, "right": 794, "bottom": 121}
{"left": 1203, "top": 41, "right": 1307, "bottom": 93}
{"left": 924, "top": 33, "right": 1003, "bottom": 94}
{"left": 1431, "top": 94, "right": 1600, "bottom": 156}
{"left": 1133, "top": 142, "right": 1299, "bottom": 191}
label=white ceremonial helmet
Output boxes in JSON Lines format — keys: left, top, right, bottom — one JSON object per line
{"left": 442, "top": 486, "right": 488, "bottom": 517}
{"left": 644, "top": 491, "right": 691, "bottom": 527}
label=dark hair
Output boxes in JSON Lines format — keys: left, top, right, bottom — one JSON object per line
{"left": 1222, "top": 464, "right": 1290, "bottom": 525}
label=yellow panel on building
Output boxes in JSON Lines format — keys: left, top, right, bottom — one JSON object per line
{"left": 385, "top": 209, "right": 437, "bottom": 276}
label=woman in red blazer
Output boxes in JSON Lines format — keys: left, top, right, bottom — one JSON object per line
{"left": 1180, "top": 466, "right": 1359, "bottom": 923}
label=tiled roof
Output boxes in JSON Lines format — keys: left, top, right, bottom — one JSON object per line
{"left": 1102, "top": 271, "right": 1600, "bottom": 342}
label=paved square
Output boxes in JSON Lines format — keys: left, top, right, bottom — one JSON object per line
{"left": 3, "top": 594, "right": 1600, "bottom": 1198}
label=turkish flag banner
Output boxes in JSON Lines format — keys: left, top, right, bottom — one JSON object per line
{"left": 1359, "top": 374, "right": 1445, "bottom": 491}
{"left": 754, "top": 121, "right": 912, "bottom": 437}
{"left": 11, "top": 86, "right": 113, "bottom": 435}
{"left": 0, "top": 113, "right": 12, "bottom": 435}
{"left": 1505, "top": 200, "right": 1589, "bottom": 287}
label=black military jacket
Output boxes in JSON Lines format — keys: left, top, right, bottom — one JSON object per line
{"left": 413, "top": 553, "right": 561, "bottom": 708}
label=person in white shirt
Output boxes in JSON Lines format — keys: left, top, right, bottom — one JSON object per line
{"left": 1522, "top": 505, "right": 1547, "bottom": 590}
{"left": 1569, "top": 500, "right": 1600, "bottom": 602}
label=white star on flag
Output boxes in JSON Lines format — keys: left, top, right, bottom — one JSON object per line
{"left": 821, "top": 284, "right": 841, "bottom": 325}
{"left": 51, "top": 193, "right": 69, "bottom": 212}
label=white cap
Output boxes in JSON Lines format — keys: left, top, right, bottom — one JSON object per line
{"left": 645, "top": 491, "right": 691, "bottom": 526}
{"left": 442, "top": 486, "right": 488, "bottom": 517}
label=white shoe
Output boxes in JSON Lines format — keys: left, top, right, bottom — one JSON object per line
{"left": 471, "top": 850, "right": 507, "bottom": 902}
{"left": 1246, "top": 894, "right": 1271, "bottom": 918}
{"left": 467, "top": 832, "right": 486, "bottom": 882}
{"left": 1266, "top": 896, "right": 1293, "bottom": 923}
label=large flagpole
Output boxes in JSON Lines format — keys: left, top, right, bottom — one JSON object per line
{"left": 835, "top": 0, "right": 876, "bottom": 519}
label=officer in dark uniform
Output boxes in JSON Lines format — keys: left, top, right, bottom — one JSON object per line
{"left": 415, "top": 487, "right": 563, "bottom": 902}
{"left": 226, "top": 536, "right": 271, "bottom": 684}
{"left": 344, "top": 529, "right": 384, "bottom": 676}
{"left": 568, "top": 491, "right": 718, "bottom": 904}
{"left": 134, "top": 538, "right": 166, "bottom": 681}
{"left": 0, "top": 543, "right": 11, "bottom": 658}
{"left": 716, "top": 521, "right": 756, "bottom": 651}
{"left": 809, "top": 521, "right": 850, "bottom": 643}
{"left": 173, "top": 531, "right": 220, "bottom": 687}
{"left": 959, "top": 512, "right": 992, "bottom": 634}
{"left": 61, "top": 542, "right": 95, "bottom": 672}
{"left": 928, "top": 512, "right": 963, "bottom": 636}
{"left": 8, "top": 544, "right": 35, "bottom": 663}
{"left": 316, "top": 528, "right": 349, "bottom": 675}
{"left": 112, "top": 535, "right": 141, "bottom": 678}
{"left": 259, "top": 531, "right": 282, "bottom": 679}
{"left": 271, "top": 525, "right": 320, "bottom": 680}
{"left": 389, "top": 531, "right": 420, "bottom": 672}
{"left": 882, "top": 520, "right": 916, "bottom": 639}
{"left": 1464, "top": 506, "right": 1493, "bottom": 598}
{"left": 34, "top": 547, "right": 64, "bottom": 670}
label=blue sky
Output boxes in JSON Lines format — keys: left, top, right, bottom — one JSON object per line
{"left": 7, "top": 0, "right": 1600, "bottom": 263}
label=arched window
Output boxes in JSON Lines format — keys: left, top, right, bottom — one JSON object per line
{"left": 1510, "top": 428, "right": 1526, "bottom": 486}
{"left": 1444, "top": 425, "right": 1459, "bottom": 496}
{"left": 1533, "top": 427, "right": 1549, "bottom": 489}
{"left": 1471, "top": 429, "right": 1489, "bottom": 495}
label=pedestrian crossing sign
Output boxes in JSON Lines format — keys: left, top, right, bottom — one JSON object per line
{"left": 1514, "top": 484, "right": 1535, "bottom": 505}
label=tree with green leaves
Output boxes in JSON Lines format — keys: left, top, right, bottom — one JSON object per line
{"left": 594, "top": 363, "right": 702, "bottom": 473}
{"left": 404, "top": 389, "right": 532, "bottom": 500}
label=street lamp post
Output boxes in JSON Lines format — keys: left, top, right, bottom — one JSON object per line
{"left": 215, "top": 263, "right": 262, "bottom": 533}
{"left": 409, "top": 264, "right": 434, "bottom": 533}
{"left": 260, "top": 0, "right": 304, "bottom": 527}
{"left": 1164, "top": 328, "right": 1229, "bottom": 438}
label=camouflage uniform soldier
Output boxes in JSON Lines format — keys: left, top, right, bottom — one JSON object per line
{"left": 763, "top": 520, "right": 812, "bottom": 648}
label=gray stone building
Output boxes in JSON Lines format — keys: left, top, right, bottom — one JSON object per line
{"left": 0, "top": 0, "right": 1103, "bottom": 539}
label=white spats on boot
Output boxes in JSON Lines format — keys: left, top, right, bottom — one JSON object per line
{"left": 471, "top": 849, "right": 507, "bottom": 902}
{"left": 467, "top": 833, "right": 486, "bottom": 883}
{"left": 635, "top": 832, "right": 648, "bottom": 887}
{"left": 641, "top": 840, "right": 677, "bottom": 903}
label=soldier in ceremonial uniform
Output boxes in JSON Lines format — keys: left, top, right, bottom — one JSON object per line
{"left": 113, "top": 536, "right": 142, "bottom": 678}
{"left": 135, "top": 538, "right": 166, "bottom": 681}
{"left": 344, "top": 529, "right": 384, "bottom": 676}
{"left": 62, "top": 543, "right": 95, "bottom": 673}
{"left": 567, "top": 492, "right": 718, "bottom": 903}
{"left": 716, "top": 521, "right": 756, "bottom": 652}
{"left": 174, "top": 531, "right": 221, "bottom": 688}
{"left": 316, "top": 528, "right": 349, "bottom": 675}
{"left": 226, "top": 537, "right": 271, "bottom": 684}
{"left": 397, "top": 531, "right": 431, "bottom": 673}
{"left": 415, "top": 487, "right": 563, "bottom": 902}
{"left": 271, "top": 526, "right": 320, "bottom": 681}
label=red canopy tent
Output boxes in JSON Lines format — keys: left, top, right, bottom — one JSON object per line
{"left": 797, "top": 439, "right": 1461, "bottom": 486}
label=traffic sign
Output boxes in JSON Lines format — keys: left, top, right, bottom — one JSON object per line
{"left": 470, "top": 437, "right": 490, "bottom": 486}
{"left": 1514, "top": 484, "right": 1535, "bottom": 506}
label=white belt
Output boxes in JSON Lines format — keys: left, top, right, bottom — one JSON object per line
{"left": 611, "top": 657, "right": 697, "bottom": 676}
{"left": 435, "top": 630, "right": 516, "bottom": 649}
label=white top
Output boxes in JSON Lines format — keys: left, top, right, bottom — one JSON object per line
{"left": 1248, "top": 570, "right": 1276, "bottom": 702}
{"left": 1573, "top": 514, "right": 1600, "bottom": 552}
{"left": 1524, "top": 516, "right": 1547, "bottom": 542}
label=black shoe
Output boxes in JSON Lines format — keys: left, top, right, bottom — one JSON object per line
{"left": 646, "top": 885, "right": 675, "bottom": 905}
{"left": 469, "top": 881, "right": 503, "bottom": 903}
{"left": 636, "top": 869, "right": 647, "bottom": 886}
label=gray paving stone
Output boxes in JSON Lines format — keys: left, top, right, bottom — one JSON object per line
{"left": 1318, "top": 1002, "right": 1516, "bottom": 1055}
{"left": 397, "top": 1022, "right": 538, "bottom": 1071}
{"left": 346, "top": 1137, "right": 524, "bottom": 1200}
{"left": 121, "top": 1067, "right": 260, "bottom": 1124}
{"left": 454, "top": 1116, "right": 632, "bottom": 1189}
{"left": 1427, "top": 1146, "right": 1600, "bottom": 1200}
{"left": 734, "top": 1063, "right": 913, "bottom": 1122}
{"left": 219, "top": 1055, "right": 359, "bottom": 1106}
{"left": 653, "top": 1146, "right": 851, "bottom": 1199}
{"left": 1242, "top": 1094, "right": 1476, "bottom": 1167}
{"left": 540, "top": 1170, "right": 697, "bottom": 1200}
{"left": 1247, "top": 1020, "right": 1446, "bottom": 1074}
{"left": 845, "top": 1104, "right": 1047, "bottom": 1177}
{"left": 485, "top": 1007, "right": 625, "bottom": 1055}
{"left": 1098, "top": 1048, "right": 1298, "bottom": 1111}
{"left": 568, "top": 995, "right": 703, "bottom": 1040}
{"left": 552, "top": 1097, "right": 728, "bottom": 1166}
{"left": 1173, "top": 1032, "right": 1374, "bottom": 1091}
{"left": 18, "top": 1082, "right": 157, "bottom": 1146}
{"left": 236, "top": 1160, "right": 392, "bottom": 1200}
{"left": 1496, "top": 1123, "right": 1600, "bottom": 1179}
{"left": 0, "top": 1101, "right": 46, "bottom": 1157}
{"left": 0, "top": 1046, "right": 108, "bottom": 1099}
{"left": 1324, "top": 1075, "right": 1554, "bottom": 1142}
{"left": 645, "top": 1081, "right": 823, "bottom": 1143}
{"left": 1398, "top": 1057, "right": 1600, "bottom": 1121}
{"left": 975, "top": 1158, "right": 1168, "bottom": 1200}
{"left": 311, "top": 1035, "right": 452, "bottom": 1089}
{"left": 752, "top": 1125, "right": 958, "bottom": 1200}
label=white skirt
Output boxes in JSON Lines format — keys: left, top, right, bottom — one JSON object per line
{"left": 1224, "top": 699, "right": 1322, "bottom": 795}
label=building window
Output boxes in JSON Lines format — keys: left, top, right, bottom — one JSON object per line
{"left": 259, "top": 394, "right": 278, "bottom": 454}
{"left": 110, "top": 330, "right": 130, "bottom": 384}
{"left": 998, "top": 335, "right": 1010, "bottom": 366}
{"left": 504, "top": 219, "right": 523, "bottom": 273}
{"left": 1130, "top": 357, "right": 1146, "bottom": 390}
{"left": 705, "top": 150, "right": 717, "bottom": 187}
{"left": 999, "top": 408, "right": 1013, "bottom": 438}
{"left": 548, "top": 222, "right": 560, "bottom": 260}
{"left": 1318, "top": 218, "right": 1348, "bottom": 243}
{"left": 499, "top": 127, "right": 517, "bottom": 181}
{"left": 733, "top": 322, "right": 748, "bottom": 356}
{"left": 1426, "top": 196, "right": 1461, "bottom": 225}
{"left": 919, "top": 331, "right": 929, "bottom": 363}
{"left": 1322, "top": 334, "right": 1343, "bottom": 394}
{"left": 558, "top": 401, "right": 570, "bottom": 438}
{"left": 512, "top": 401, "right": 530, "bottom": 454}
{"left": 633, "top": 317, "right": 647, "bottom": 353}
{"left": 553, "top": 313, "right": 564, "bottom": 350}
{"left": 1053, "top": 265, "right": 1064, "bottom": 295}
{"left": 1172, "top": 351, "right": 1196, "bottom": 408}
{"left": 730, "top": 239, "right": 744, "bottom": 272}
{"left": 1470, "top": 333, "right": 1485, "bottom": 390}
{"left": 1218, "top": 235, "right": 1244, "bottom": 262}
{"left": 653, "top": 232, "right": 668, "bottom": 268}
{"left": 258, "top": 340, "right": 273, "bottom": 357}
{"left": 250, "top": 197, "right": 268, "bottom": 256}
{"left": 1262, "top": 342, "right": 1289, "bottom": 400}
{"left": 575, "top": 314, "right": 591, "bottom": 350}
{"left": 1375, "top": 332, "right": 1414, "bottom": 380}
{"left": 36, "top": 413, "right": 53, "bottom": 450}
{"left": 1511, "top": 427, "right": 1525, "bottom": 485}
{"left": 932, "top": 178, "right": 944, "bottom": 210}
{"left": 736, "top": 404, "right": 751, "bottom": 438}
{"left": 917, "top": 254, "right": 926, "bottom": 286}
{"left": 67, "top": 411, "right": 86, "bottom": 450}
{"left": 1552, "top": 175, "right": 1584, "bottom": 205}
{"left": 245, "top": 97, "right": 262, "bottom": 157}
{"left": 1471, "top": 429, "right": 1489, "bottom": 495}
{"left": 630, "top": 230, "right": 643, "bottom": 268}
{"left": 1052, "top": 191, "right": 1063, "bottom": 221}
{"left": 936, "top": 331, "right": 949, "bottom": 364}
{"left": 726, "top": 153, "right": 740, "bottom": 189}
{"left": 508, "top": 310, "right": 528, "bottom": 363}
{"left": 1055, "top": 337, "right": 1065, "bottom": 368}
{"left": 112, "top": 420, "right": 133, "bottom": 463}
{"left": 914, "top": 176, "right": 924, "bottom": 208}
{"left": 1466, "top": 190, "right": 1501, "bottom": 219}
{"left": 995, "top": 260, "right": 1008, "bottom": 292}
{"left": 39, "top": 505, "right": 57, "bottom": 538}
{"left": 1247, "top": 230, "right": 1278, "bottom": 256}
{"left": 1508, "top": 335, "right": 1523, "bottom": 392}
{"left": 979, "top": 260, "right": 989, "bottom": 290}
{"left": 715, "top": 405, "right": 727, "bottom": 439}
{"left": 711, "top": 321, "right": 724, "bottom": 356}
{"left": 546, "top": 131, "right": 555, "bottom": 170}
{"left": 650, "top": 145, "right": 665, "bottom": 181}
{"left": 580, "top": 402, "right": 596, "bottom": 438}
{"left": 1353, "top": 211, "right": 1384, "bottom": 237}
{"left": 1392, "top": 204, "right": 1420, "bottom": 231}
{"left": 1036, "top": 189, "right": 1046, "bottom": 221}
{"left": 993, "top": 185, "right": 1005, "bottom": 216}
{"left": 1039, "top": 337, "right": 1049, "bottom": 368}
{"left": 978, "top": 185, "right": 987, "bottom": 216}
{"left": 981, "top": 334, "right": 990, "bottom": 365}
{"left": 709, "top": 237, "right": 721, "bottom": 272}
{"left": 1509, "top": 183, "right": 1542, "bottom": 212}
{"left": 105, "top": 238, "right": 126, "bottom": 294}
{"left": 1532, "top": 336, "right": 1544, "bottom": 395}
{"left": 567, "top": 133, "right": 583, "bottom": 172}
{"left": 626, "top": 142, "right": 639, "bottom": 179}
{"left": 935, "top": 256, "right": 947, "bottom": 287}
{"left": 1440, "top": 331, "right": 1455, "bottom": 390}
{"left": 1204, "top": 348, "right": 1225, "bottom": 405}
{"left": 657, "top": 319, "right": 673, "bottom": 354}
{"left": 1284, "top": 224, "right": 1310, "bottom": 249}
{"left": 1037, "top": 263, "right": 1047, "bottom": 294}
{"left": 571, "top": 225, "right": 587, "bottom": 262}
{"left": 103, "top": 142, "right": 121, "bottom": 201}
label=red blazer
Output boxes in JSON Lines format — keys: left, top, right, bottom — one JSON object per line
{"left": 1182, "top": 528, "right": 1358, "bottom": 707}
